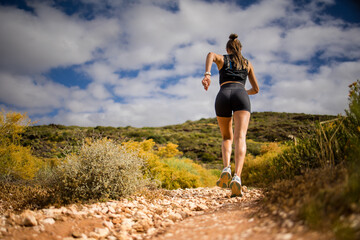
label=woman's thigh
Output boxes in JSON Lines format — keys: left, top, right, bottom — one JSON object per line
{"left": 233, "top": 110, "right": 250, "bottom": 139}
{"left": 217, "top": 116, "right": 233, "bottom": 140}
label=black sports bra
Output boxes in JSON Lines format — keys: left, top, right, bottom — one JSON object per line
{"left": 219, "top": 55, "right": 248, "bottom": 86}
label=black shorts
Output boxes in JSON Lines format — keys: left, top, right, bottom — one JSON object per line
{"left": 215, "top": 83, "right": 251, "bottom": 117}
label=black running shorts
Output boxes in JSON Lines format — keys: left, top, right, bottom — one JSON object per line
{"left": 215, "top": 83, "right": 251, "bottom": 117}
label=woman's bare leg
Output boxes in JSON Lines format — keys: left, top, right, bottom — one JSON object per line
{"left": 216, "top": 116, "right": 233, "bottom": 168}
{"left": 233, "top": 111, "right": 250, "bottom": 177}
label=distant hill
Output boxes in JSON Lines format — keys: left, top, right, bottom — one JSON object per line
{"left": 21, "top": 112, "right": 336, "bottom": 164}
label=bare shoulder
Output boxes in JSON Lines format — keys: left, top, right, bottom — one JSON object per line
{"left": 209, "top": 52, "right": 224, "bottom": 70}
{"left": 209, "top": 52, "right": 224, "bottom": 62}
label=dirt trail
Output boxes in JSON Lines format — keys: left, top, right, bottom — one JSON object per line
{"left": 153, "top": 195, "right": 331, "bottom": 240}
{"left": 0, "top": 187, "right": 334, "bottom": 240}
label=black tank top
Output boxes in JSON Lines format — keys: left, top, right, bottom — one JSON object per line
{"left": 219, "top": 55, "right": 248, "bottom": 86}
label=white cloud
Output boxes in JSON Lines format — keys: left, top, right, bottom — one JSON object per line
{"left": 0, "top": 72, "right": 69, "bottom": 110}
{"left": 82, "top": 62, "right": 119, "bottom": 84}
{"left": 253, "top": 61, "right": 360, "bottom": 115}
{"left": 0, "top": 3, "right": 121, "bottom": 74}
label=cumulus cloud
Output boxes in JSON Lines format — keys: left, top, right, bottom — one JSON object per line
{"left": 0, "top": 0, "right": 359, "bottom": 127}
{"left": 0, "top": 72, "right": 69, "bottom": 110}
{"left": 0, "top": 2, "right": 120, "bottom": 74}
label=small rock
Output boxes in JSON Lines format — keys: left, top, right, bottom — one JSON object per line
{"left": 117, "top": 232, "right": 132, "bottom": 240}
{"left": 72, "top": 231, "right": 83, "bottom": 238}
{"left": 134, "top": 210, "right": 147, "bottom": 220}
{"left": 188, "top": 202, "right": 197, "bottom": 211}
{"left": 89, "top": 227, "right": 110, "bottom": 238}
{"left": 146, "top": 227, "right": 157, "bottom": 236}
{"left": 101, "top": 207, "right": 109, "bottom": 214}
{"left": 282, "top": 219, "right": 294, "bottom": 229}
{"left": 95, "top": 227, "right": 110, "bottom": 237}
{"left": 111, "top": 218, "right": 122, "bottom": 225}
{"left": 40, "top": 218, "right": 55, "bottom": 225}
{"left": 164, "top": 232, "right": 174, "bottom": 237}
{"left": 103, "top": 220, "right": 114, "bottom": 229}
{"left": 167, "top": 212, "right": 182, "bottom": 222}
{"left": 279, "top": 211, "right": 288, "bottom": 219}
{"left": 120, "top": 218, "right": 134, "bottom": 232}
{"left": 108, "top": 206, "right": 115, "bottom": 213}
{"left": 21, "top": 211, "right": 38, "bottom": 227}
{"left": 161, "top": 219, "right": 174, "bottom": 227}
{"left": 195, "top": 203, "right": 208, "bottom": 211}
{"left": 33, "top": 224, "right": 45, "bottom": 233}
{"left": 276, "top": 233, "right": 293, "bottom": 240}
{"left": 133, "top": 220, "right": 151, "bottom": 232}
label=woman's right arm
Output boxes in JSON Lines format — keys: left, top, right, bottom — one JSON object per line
{"left": 202, "top": 52, "right": 223, "bottom": 91}
{"left": 247, "top": 61, "right": 259, "bottom": 95}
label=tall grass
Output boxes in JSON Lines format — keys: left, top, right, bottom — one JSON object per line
{"left": 262, "top": 80, "right": 360, "bottom": 239}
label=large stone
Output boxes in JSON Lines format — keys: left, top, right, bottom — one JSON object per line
{"left": 21, "top": 211, "right": 38, "bottom": 227}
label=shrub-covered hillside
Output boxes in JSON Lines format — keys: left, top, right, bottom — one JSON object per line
{"left": 21, "top": 112, "right": 335, "bottom": 164}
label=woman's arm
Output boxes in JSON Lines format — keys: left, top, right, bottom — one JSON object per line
{"left": 246, "top": 61, "right": 259, "bottom": 95}
{"left": 202, "top": 52, "right": 223, "bottom": 91}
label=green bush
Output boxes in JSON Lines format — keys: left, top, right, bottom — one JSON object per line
{"left": 52, "top": 138, "right": 146, "bottom": 203}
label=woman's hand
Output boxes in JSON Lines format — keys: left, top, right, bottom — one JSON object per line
{"left": 202, "top": 75, "right": 211, "bottom": 91}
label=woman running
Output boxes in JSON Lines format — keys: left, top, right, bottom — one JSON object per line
{"left": 202, "top": 33, "right": 259, "bottom": 197}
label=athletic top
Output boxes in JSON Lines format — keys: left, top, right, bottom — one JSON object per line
{"left": 219, "top": 55, "right": 248, "bottom": 86}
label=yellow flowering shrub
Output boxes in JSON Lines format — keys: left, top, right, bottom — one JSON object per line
{"left": 157, "top": 142, "right": 182, "bottom": 158}
{"left": 0, "top": 143, "right": 43, "bottom": 180}
{"left": 0, "top": 110, "right": 43, "bottom": 180}
{"left": 242, "top": 142, "right": 287, "bottom": 186}
{"left": 122, "top": 139, "right": 217, "bottom": 189}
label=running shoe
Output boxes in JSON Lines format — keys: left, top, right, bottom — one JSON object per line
{"left": 229, "top": 174, "right": 242, "bottom": 197}
{"left": 216, "top": 166, "right": 232, "bottom": 188}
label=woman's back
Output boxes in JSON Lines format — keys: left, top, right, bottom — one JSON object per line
{"left": 219, "top": 55, "right": 248, "bottom": 86}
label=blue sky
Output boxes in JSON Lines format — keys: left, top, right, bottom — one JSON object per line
{"left": 0, "top": 0, "right": 359, "bottom": 127}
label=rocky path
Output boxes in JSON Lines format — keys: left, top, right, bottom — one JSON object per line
{"left": 0, "top": 187, "right": 333, "bottom": 240}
